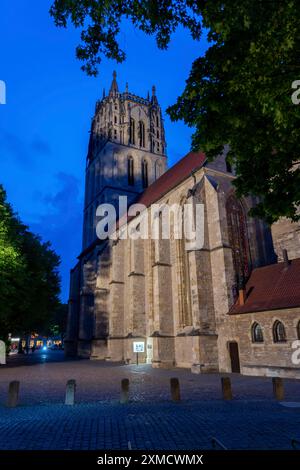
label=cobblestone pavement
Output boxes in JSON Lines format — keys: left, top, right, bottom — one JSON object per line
{"left": 0, "top": 401, "right": 300, "bottom": 450}
{"left": 1, "top": 352, "right": 300, "bottom": 450}
{"left": 1, "top": 351, "right": 300, "bottom": 405}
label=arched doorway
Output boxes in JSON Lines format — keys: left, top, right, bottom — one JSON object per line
{"left": 228, "top": 341, "right": 240, "bottom": 373}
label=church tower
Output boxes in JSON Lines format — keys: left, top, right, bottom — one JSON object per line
{"left": 82, "top": 72, "right": 167, "bottom": 249}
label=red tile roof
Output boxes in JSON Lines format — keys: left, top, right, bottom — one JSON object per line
{"left": 229, "top": 258, "right": 300, "bottom": 314}
{"left": 116, "top": 151, "right": 206, "bottom": 229}
{"left": 79, "top": 151, "right": 206, "bottom": 258}
{"left": 136, "top": 151, "right": 206, "bottom": 208}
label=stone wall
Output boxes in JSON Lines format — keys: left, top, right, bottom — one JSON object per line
{"left": 219, "top": 308, "right": 300, "bottom": 378}
{"left": 68, "top": 154, "right": 293, "bottom": 377}
{"left": 272, "top": 218, "right": 300, "bottom": 261}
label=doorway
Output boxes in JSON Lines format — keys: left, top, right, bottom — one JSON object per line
{"left": 228, "top": 341, "right": 240, "bottom": 373}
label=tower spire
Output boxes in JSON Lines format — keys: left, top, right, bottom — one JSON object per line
{"left": 151, "top": 85, "right": 158, "bottom": 104}
{"left": 109, "top": 70, "right": 119, "bottom": 95}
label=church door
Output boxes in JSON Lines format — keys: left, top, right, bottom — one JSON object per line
{"left": 228, "top": 341, "right": 240, "bottom": 373}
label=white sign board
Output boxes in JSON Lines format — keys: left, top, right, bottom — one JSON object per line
{"left": 133, "top": 341, "right": 144, "bottom": 353}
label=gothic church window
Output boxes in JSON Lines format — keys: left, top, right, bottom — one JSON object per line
{"left": 226, "top": 156, "right": 232, "bottom": 173}
{"left": 176, "top": 198, "right": 192, "bottom": 328}
{"left": 142, "top": 160, "right": 148, "bottom": 188}
{"left": 297, "top": 320, "right": 300, "bottom": 339}
{"left": 139, "top": 121, "right": 145, "bottom": 148}
{"left": 129, "top": 118, "right": 135, "bottom": 144}
{"left": 226, "top": 195, "right": 250, "bottom": 287}
{"left": 114, "top": 116, "right": 117, "bottom": 124}
{"left": 251, "top": 322, "right": 264, "bottom": 343}
{"left": 128, "top": 156, "right": 134, "bottom": 186}
{"left": 155, "top": 160, "right": 163, "bottom": 179}
{"left": 273, "top": 320, "right": 286, "bottom": 343}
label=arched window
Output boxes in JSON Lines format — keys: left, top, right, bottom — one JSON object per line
{"left": 114, "top": 115, "right": 117, "bottom": 124}
{"left": 176, "top": 199, "right": 192, "bottom": 328}
{"left": 252, "top": 322, "right": 264, "bottom": 343}
{"left": 273, "top": 320, "right": 286, "bottom": 343}
{"left": 226, "top": 195, "right": 250, "bottom": 288}
{"left": 129, "top": 118, "right": 135, "bottom": 144}
{"left": 225, "top": 156, "right": 232, "bottom": 173}
{"left": 155, "top": 160, "right": 163, "bottom": 179}
{"left": 139, "top": 121, "right": 145, "bottom": 148}
{"left": 297, "top": 320, "right": 300, "bottom": 339}
{"left": 156, "top": 115, "right": 159, "bottom": 127}
{"left": 128, "top": 156, "right": 134, "bottom": 186}
{"left": 142, "top": 159, "right": 148, "bottom": 188}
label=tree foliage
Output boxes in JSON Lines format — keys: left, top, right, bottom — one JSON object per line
{"left": 50, "top": 0, "right": 300, "bottom": 222}
{"left": 0, "top": 185, "right": 61, "bottom": 340}
{"left": 45, "top": 303, "right": 68, "bottom": 339}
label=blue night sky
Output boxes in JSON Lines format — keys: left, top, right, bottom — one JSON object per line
{"left": 0, "top": 0, "right": 208, "bottom": 301}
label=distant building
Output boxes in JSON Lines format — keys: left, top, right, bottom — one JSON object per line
{"left": 66, "top": 72, "right": 300, "bottom": 378}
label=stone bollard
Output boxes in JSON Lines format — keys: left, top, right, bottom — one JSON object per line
{"left": 120, "top": 378, "right": 129, "bottom": 404}
{"left": 272, "top": 377, "right": 284, "bottom": 400}
{"left": 7, "top": 381, "right": 20, "bottom": 407}
{"left": 65, "top": 379, "right": 76, "bottom": 405}
{"left": 221, "top": 377, "right": 232, "bottom": 400}
{"left": 170, "top": 378, "right": 181, "bottom": 402}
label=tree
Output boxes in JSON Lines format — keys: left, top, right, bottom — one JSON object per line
{"left": 50, "top": 0, "right": 300, "bottom": 223}
{"left": 0, "top": 186, "right": 28, "bottom": 339}
{"left": 45, "top": 303, "right": 68, "bottom": 341}
{"left": 0, "top": 185, "right": 61, "bottom": 342}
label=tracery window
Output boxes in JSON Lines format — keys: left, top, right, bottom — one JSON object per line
{"left": 226, "top": 195, "right": 250, "bottom": 286}
{"left": 225, "top": 156, "right": 232, "bottom": 173}
{"left": 128, "top": 156, "right": 134, "bottom": 186}
{"left": 176, "top": 199, "right": 192, "bottom": 328}
{"left": 273, "top": 320, "right": 286, "bottom": 343}
{"left": 139, "top": 121, "right": 145, "bottom": 147}
{"left": 129, "top": 118, "right": 135, "bottom": 144}
{"left": 155, "top": 160, "right": 163, "bottom": 179}
{"left": 142, "top": 159, "right": 148, "bottom": 188}
{"left": 252, "top": 322, "right": 264, "bottom": 343}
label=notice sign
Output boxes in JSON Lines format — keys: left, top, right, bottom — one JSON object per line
{"left": 133, "top": 342, "right": 144, "bottom": 353}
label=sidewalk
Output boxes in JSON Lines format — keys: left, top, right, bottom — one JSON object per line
{"left": 0, "top": 401, "right": 299, "bottom": 450}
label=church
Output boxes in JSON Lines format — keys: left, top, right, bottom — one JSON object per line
{"left": 66, "top": 72, "right": 300, "bottom": 378}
